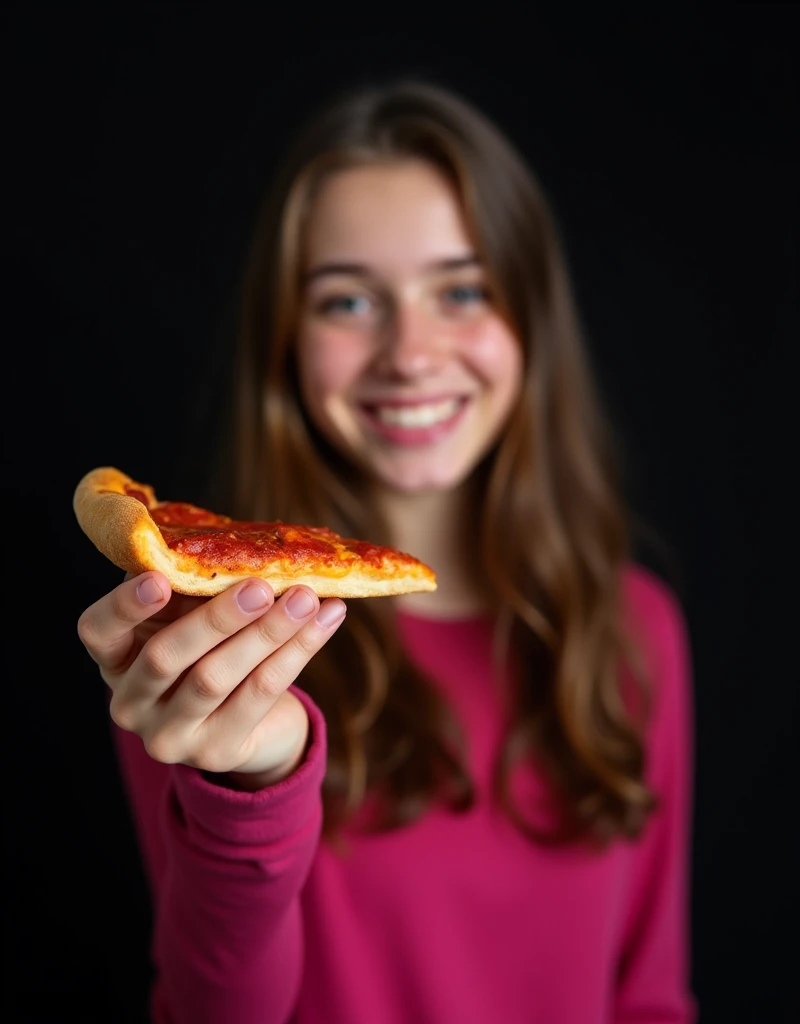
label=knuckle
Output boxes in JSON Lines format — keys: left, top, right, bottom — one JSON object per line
{"left": 139, "top": 635, "right": 180, "bottom": 681}
{"left": 288, "top": 626, "right": 322, "bottom": 659}
{"left": 76, "top": 612, "right": 98, "bottom": 651}
{"left": 187, "top": 662, "right": 230, "bottom": 704}
{"left": 143, "top": 731, "right": 181, "bottom": 765}
{"left": 203, "top": 602, "right": 236, "bottom": 639}
{"left": 249, "top": 662, "right": 288, "bottom": 702}
{"left": 254, "top": 615, "right": 287, "bottom": 648}
{"left": 106, "top": 586, "right": 140, "bottom": 631}
{"left": 108, "top": 586, "right": 133, "bottom": 621}
{"left": 108, "top": 695, "right": 138, "bottom": 733}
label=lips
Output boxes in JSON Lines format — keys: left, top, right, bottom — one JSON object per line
{"left": 359, "top": 396, "right": 469, "bottom": 446}
{"left": 373, "top": 397, "right": 462, "bottom": 427}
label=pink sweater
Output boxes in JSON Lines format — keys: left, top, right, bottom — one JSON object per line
{"left": 114, "top": 566, "right": 696, "bottom": 1024}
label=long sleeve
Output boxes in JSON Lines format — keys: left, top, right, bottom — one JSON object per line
{"left": 113, "top": 687, "right": 326, "bottom": 1024}
{"left": 614, "top": 570, "right": 698, "bottom": 1023}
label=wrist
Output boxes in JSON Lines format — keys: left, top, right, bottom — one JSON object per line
{"left": 227, "top": 733, "right": 310, "bottom": 792}
{"left": 197, "top": 690, "right": 311, "bottom": 793}
{"left": 225, "top": 695, "right": 311, "bottom": 792}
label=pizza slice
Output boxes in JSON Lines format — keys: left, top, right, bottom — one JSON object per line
{"left": 73, "top": 466, "right": 437, "bottom": 598}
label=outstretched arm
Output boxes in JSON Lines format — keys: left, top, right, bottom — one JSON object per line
{"left": 78, "top": 571, "right": 345, "bottom": 1023}
{"left": 114, "top": 689, "right": 326, "bottom": 1024}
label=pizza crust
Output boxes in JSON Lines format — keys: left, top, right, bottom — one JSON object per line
{"left": 73, "top": 466, "right": 438, "bottom": 598}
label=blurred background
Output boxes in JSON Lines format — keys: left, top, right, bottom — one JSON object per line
{"left": 5, "top": 5, "right": 797, "bottom": 1021}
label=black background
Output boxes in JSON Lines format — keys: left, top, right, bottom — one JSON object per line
{"left": 5, "top": 5, "right": 797, "bottom": 1022}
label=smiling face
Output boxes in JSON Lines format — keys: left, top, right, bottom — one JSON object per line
{"left": 295, "top": 160, "right": 523, "bottom": 495}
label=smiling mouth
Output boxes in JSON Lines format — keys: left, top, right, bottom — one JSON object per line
{"left": 364, "top": 397, "right": 464, "bottom": 428}
{"left": 357, "top": 397, "right": 469, "bottom": 447}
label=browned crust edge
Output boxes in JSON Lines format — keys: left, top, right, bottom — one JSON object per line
{"left": 73, "top": 466, "right": 438, "bottom": 598}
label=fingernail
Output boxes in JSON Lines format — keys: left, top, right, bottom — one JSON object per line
{"left": 286, "top": 588, "right": 317, "bottom": 620}
{"left": 137, "top": 577, "right": 164, "bottom": 605}
{"left": 315, "top": 600, "right": 346, "bottom": 628}
{"left": 237, "top": 582, "right": 271, "bottom": 612}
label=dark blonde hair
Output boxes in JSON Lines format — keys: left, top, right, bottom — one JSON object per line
{"left": 226, "top": 78, "right": 654, "bottom": 844}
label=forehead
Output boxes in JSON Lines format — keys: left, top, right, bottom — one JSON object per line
{"left": 302, "top": 160, "right": 474, "bottom": 270}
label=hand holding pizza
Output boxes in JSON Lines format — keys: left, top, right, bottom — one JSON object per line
{"left": 77, "top": 570, "right": 347, "bottom": 790}
{"left": 73, "top": 467, "right": 435, "bottom": 788}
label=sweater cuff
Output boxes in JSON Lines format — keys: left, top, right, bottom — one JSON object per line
{"left": 169, "top": 687, "right": 327, "bottom": 846}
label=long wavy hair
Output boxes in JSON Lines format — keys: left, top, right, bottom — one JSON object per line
{"left": 222, "top": 78, "right": 655, "bottom": 845}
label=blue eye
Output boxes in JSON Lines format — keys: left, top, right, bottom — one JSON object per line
{"left": 320, "top": 294, "right": 372, "bottom": 316}
{"left": 444, "top": 284, "right": 488, "bottom": 305}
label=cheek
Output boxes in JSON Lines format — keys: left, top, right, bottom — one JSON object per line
{"left": 297, "top": 325, "right": 369, "bottom": 405}
{"left": 462, "top": 318, "right": 523, "bottom": 398}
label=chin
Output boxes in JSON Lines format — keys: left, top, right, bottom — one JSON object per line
{"left": 369, "top": 458, "right": 473, "bottom": 495}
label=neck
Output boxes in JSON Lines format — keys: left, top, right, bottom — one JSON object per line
{"left": 372, "top": 480, "right": 487, "bottom": 619}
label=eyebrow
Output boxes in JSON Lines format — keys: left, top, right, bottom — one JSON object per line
{"left": 303, "top": 254, "right": 482, "bottom": 283}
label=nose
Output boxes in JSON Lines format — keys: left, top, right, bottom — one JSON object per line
{"left": 374, "top": 304, "right": 449, "bottom": 380}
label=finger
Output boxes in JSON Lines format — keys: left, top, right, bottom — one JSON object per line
{"left": 126, "top": 578, "right": 277, "bottom": 708}
{"left": 123, "top": 571, "right": 208, "bottom": 622}
{"left": 197, "top": 596, "right": 347, "bottom": 744}
{"left": 163, "top": 585, "right": 323, "bottom": 724}
{"left": 77, "top": 571, "right": 172, "bottom": 673}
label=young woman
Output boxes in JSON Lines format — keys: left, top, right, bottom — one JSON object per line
{"left": 77, "top": 79, "right": 696, "bottom": 1024}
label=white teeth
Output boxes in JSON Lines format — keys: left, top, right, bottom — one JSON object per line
{"left": 374, "top": 398, "right": 461, "bottom": 428}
